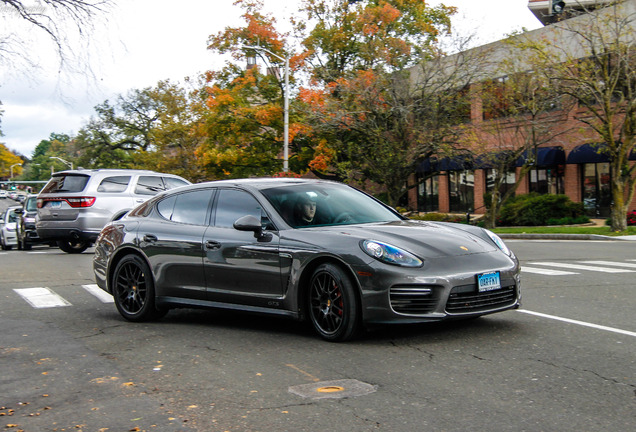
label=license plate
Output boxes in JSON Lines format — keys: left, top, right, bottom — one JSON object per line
{"left": 50, "top": 201, "right": 62, "bottom": 208}
{"left": 477, "top": 271, "right": 501, "bottom": 292}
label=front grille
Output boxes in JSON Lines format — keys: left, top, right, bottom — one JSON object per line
{"left": 390, "top": 285, "right": 440, "bottom": 314}
{"left": 445, "top": 284, "right": 517, "bottom": 314}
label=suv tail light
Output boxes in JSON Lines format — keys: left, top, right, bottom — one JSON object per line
{"left": 37, "top": 197, "right": 96, "bottom": 208}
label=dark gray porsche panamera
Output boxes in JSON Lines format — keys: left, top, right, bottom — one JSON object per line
{"left": 93, "top": 178, "right": 520, "bottom": 341}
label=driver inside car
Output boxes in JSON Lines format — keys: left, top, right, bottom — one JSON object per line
{"left": 293, "top": 194, "right": 318, "bottom": 226}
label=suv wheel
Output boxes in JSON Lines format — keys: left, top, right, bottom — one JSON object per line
{"left": 57, "top": 239, "right": 90, "bottom": 254}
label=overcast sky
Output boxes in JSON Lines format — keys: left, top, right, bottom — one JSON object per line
{"left": 0, "top": 0, "right": 542, "bottom": 158}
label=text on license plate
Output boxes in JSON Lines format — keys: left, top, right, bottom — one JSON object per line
{"left": 50, "top": 201, "right": 62, "bottom": 208}
{"left": 477, "top": 271, "right": 501, "bottom": 292}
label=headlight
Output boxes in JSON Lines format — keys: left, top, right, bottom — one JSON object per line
{"left": 361, "top": 240, "right": 423, "bottom": 267}
{"left": 485, "top": 229, "right": 513, "bottom": 257}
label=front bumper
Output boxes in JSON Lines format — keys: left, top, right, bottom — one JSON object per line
{"left": 355, "top": 252, "right": 521, "bottom": 325}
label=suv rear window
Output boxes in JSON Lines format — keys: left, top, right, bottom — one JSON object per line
{"left": 136, "top": 176, "right": 166, "bottom": 195}
{"left": 41, "top": 174, "right": 90, "bottom": 193}
{"left": 97, "top": 176, "right": 131, "bottom": 193}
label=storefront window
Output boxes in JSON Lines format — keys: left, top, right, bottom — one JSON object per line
{"left": 448, "top": 170, "right": 474, "bottom": 213}
{"left": 582, "top": 163, "right": 611, "bottom": 217}
{"left": 485, "top": 169, "right": 516, "bottom": 196}
{"left": 417, "top": 174, "right": 439, "bottom": 212}
{"left": 529, "top": 166, "right": 564, "bottom": 194}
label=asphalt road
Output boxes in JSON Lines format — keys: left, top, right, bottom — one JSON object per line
{"left": 0, "top": 198, "right": 634, "bottom": 432}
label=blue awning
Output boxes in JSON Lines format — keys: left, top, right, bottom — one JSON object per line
{"left": 438, "top": 155, "right": 473, "bottom": 171}
{"left": 516, "top": 146, "right": 565, "bottom": 167}
{"left": 416, "top": 158, "right": 438, "bottom": 174}
{"left": 566, "top": 143, "right": 610, "bottom": 164}
{"left": 474, "top": 150, "right": 516, "bottom": 169}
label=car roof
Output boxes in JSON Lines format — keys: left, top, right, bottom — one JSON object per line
{"left": 189, "top": 177, "right": 343, "bottom": 190}
{"left": 52, "top": 169, "right": 177, "bottom": 176}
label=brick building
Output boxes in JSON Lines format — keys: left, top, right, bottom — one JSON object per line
{"left": 407, "top": 0, "right": 636, "bottom": 218}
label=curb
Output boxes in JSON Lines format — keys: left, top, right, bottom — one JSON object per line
{"left": 498, "top": 233, "right": 635, "bottom": 241}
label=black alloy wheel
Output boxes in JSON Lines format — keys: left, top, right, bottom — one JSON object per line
{"left": 112, "top": 254, "right": 166, "bottom": 322}
{"left": 57, "top": 239, "right": 90, "bottom": 254}
{"left": 308, "top": 263, "right": 360, "bottom": 342}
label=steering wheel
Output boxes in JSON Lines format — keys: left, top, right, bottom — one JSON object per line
{"left": 333, "top": 212, "right": 353, "bottom": 224}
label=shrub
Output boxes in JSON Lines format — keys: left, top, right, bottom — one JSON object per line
{"left": 409, "top": 212, "right": 467, "bottom": 223}
{"left": 498, "top": 193, "right": 588, "bottom": 226}
{"left": 627, "top": 210, "right": 636, "bottom": 226}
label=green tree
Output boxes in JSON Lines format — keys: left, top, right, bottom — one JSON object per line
{"left": 73, "top": 80, "right": 206, "bottom": 181}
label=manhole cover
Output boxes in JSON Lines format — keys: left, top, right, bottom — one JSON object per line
{"left": 288, "top": 379, "right": 377, "bottom": 400}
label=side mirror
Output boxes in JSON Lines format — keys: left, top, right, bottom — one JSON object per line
{"left": 14, "top": 208, "right": 23, "bottom": 215}
{"left": 233, "top": 215, "right": 264, "bottom": 237}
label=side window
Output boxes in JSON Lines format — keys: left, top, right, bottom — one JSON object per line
{"left": 214, "top": 189, "right": 271, "bottom": 229}
{"left": 163, "top": 177, "right": 189, "bottom": 190}
{"left": 157, "top": 196, "right": 176, "bottom": 220}
{"left": 135, "top": 176, "right": 165, "bottom": 195}
{"left": 157, "top": 190, "right": 213, "bottom": 226}
{"left": 97, "top": 176, "right": 131, "bottom": 193}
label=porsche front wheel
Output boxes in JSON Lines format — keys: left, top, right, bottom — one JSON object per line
{"left": 308, "top": 263, "right": 360, "bottom": 342}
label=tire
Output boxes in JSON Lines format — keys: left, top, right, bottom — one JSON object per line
{"left": 21, "top": 237, "right": 32, "bottom": 250}
{"left": 57, "top": 239, "right": 90, "bottom": 254}
{"left": 308, "top": 263, "right": 360, "bottom": 342}
{"left": 112, "top": 254, "right": 166, "bottom": 322}
{"left": 0, "top": 235, "right": 6, "bottom": 251}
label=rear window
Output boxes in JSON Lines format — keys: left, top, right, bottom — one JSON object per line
{"left": 40, "top": 174, "right": 90, "bottom": 194}
{"left": 164, "top": 177, "right": 189, "bottom": 189}
{"left": 135, "top": 176, "right": 166, "bottom": 195}
{"left": 97, "top": 176, "right": 131, "bottom": 193}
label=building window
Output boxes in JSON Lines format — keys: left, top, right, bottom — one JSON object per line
{"left": 581, "top": 163, "right": 611, "bottom": 217}
{"left": 448, "top": 170, "right": 474, "bottom": 213}
{"left": 417, "top": 174, "right": 439, "bottom": 212}
{"left": 485, "top": 169, "right": 516, "bottom": 196}
{"left": 529, "top": 166, "right": 564, "bottom": 194}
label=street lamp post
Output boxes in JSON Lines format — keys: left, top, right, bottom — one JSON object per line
{"left": 242, "top": 44, "right": 289, "bottom": 172}
{"left": 10, "top": 163, "right": 22, "bottom": 180}
{"left": 49, "top": 156, "right": 73, "bottom": 170}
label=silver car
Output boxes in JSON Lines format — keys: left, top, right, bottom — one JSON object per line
{"left": 37, "top": 169, "right": 190, "bottom": 253}
{"left": 0, "top": 206, "right": 21, "bottom": 250}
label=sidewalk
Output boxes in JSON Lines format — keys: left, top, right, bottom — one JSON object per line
{"left": 498, "top": 219, "right": 636, "bottom": 241}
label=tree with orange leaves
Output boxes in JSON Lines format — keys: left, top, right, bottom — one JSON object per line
{"left": 200, "top": 0, "right": 304, "bottom": 177}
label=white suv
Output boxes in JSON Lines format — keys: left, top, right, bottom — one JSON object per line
{"left": 36, "top": 169, "right": 190, "bottom": 253}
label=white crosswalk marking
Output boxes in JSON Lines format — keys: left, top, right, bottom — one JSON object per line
{"left": 529, "top": 262, "right": 635, "bottom": 273}
{"left": 83, "top": 284, "right": 114, "bottom": 303}
{"left": 13, "top": 287, "right": 71, "bottom": 308}
{"left": 521, "top": 266, "right": 577, "bottom": 276}
{"left": 580, "top": 260, "right": 636, "bottom": 269}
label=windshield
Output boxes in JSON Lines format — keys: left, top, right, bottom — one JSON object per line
{"left": 25, "top": 197, "right": 38, "bottom": 211}
{"left": 260, "top": 183, "right": 402, "bottom": 228}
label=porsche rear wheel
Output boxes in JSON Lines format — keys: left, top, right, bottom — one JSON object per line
{"left": 308, "top": 263, "right": 360, "bottom": 342}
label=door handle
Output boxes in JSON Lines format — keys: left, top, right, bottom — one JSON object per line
{"left": 143, "top": 234, "right": 158, "bottom": 243}
{"left": 205, "top": 240, "right": 221, "bottom": 250}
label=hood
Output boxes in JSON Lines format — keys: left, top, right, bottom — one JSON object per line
{"left": 306, "top": 220, "right": 498, "bottom": 259}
